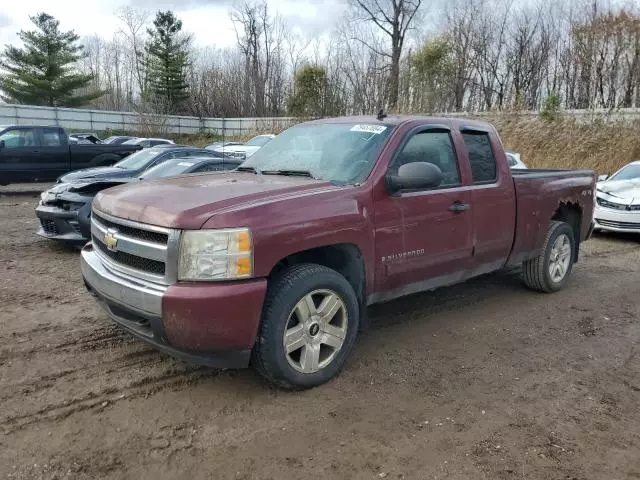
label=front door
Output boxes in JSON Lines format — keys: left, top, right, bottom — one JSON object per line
{"left": 374, "top": 127, "right": 474, "bottom": 298}
{"left": 0, "top": 127, "right": 42, "bottom": 183}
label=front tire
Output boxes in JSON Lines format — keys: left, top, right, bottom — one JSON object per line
{"left": 522, "top": 221, "right": 575, "bottom": 293}
{"left": 252, "top": 264, "right": 360, "bottom": 390}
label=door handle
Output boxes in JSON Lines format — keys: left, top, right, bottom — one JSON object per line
{"left": 448, "top": 201, "right": 471, "bottom": 213}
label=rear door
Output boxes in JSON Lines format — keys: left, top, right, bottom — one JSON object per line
{"left": 38, "top": 127, "right": 70, "bottom": 179}
{"left": 0, "top": 127, "right": 43, "bottom": 183}
{"left": 374, "top": 126, "right": 474, "bottom": 294}
{"left": 459, "top": 127, "right": 516, "bottom": 272}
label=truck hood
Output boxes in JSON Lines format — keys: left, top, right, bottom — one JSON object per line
{"left": 93, "top": 172, "right": 337, "bottom": 229}
{"left": 597, "top": 179, "right": 640, "bottom": 205}
{"left": 58, "top": 166, "right": 137, "bottom": 183}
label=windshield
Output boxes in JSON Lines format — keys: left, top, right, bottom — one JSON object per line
{"left": 140, "top": 160, "right": 197, "bottom": 179}
{"left": 122, "top": 138, "right": 143, "bottom": 145}
{"left": 114, "top": 148, "right": 164, "bottom": 170}
{"left": 609, "top": 164, "right": 640, "bottom": 181}
{"left": 240, "top": 123, "right": 393, "bottom": 183}
{"left": 245, "top": 136, "right": 272, "bottom": 147}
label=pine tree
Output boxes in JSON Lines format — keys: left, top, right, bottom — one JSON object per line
{"left": 144, "top": 11, "right": 191, "bottom": 114}
{"left": 0, "top": 13, "right": 101, "bottom": 107}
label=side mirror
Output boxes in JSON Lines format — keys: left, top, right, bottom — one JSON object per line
{"left": 387, "top": 162, "right": 443, "bottom": 193}
{"left": 597, "top": 174, "right": 608, "bottom": 182}
{"left": 0, "top": 140, "right": 5, "bottom": 150}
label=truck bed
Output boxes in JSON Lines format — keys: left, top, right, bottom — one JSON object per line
{"left": 511, "top": 168, "right": 595, "bottom": 178}
{"left": 508, "top": 168, "right": 595, "bottom": 266}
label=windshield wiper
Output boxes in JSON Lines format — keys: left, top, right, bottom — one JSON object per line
{"left": 261, "top": 169, "right": 316, "bottom": 178}
{"left": 236, "top": 166, "right": 261, "bottom": 174}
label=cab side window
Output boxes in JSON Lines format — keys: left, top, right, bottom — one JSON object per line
{"left": 0, "top": 128, "right": 36, "bottom": 148}
{"left": 462, "top": 131, "right": 497, "bottom": 183}
{"left": 390, "top": 131, "right": 460, "bottom": 188}
{"left": 41, "top": 128, "right": 63, "bottom": 147}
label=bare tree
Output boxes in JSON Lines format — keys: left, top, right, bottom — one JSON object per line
{"left": 350, "top": 0, "right": 423, "bottom": 110}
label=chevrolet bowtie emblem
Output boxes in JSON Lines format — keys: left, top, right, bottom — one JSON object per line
{"left": 104, "top": 228, "right": 118, "bottom": 251}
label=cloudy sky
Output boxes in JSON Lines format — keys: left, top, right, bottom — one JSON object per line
{"left": 0, "top": 0, "right": 349, "bottom": 50}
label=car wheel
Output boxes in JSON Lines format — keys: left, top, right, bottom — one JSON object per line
{"left": 522, "top": 221, "right": 575, "bottom": 293}
{"left": 252, "top": 263, "right": 359, "bottom": 390}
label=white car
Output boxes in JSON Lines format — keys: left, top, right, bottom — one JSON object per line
{"left": 506, "top": 151, "right": 527, "bottom": 169}
{"left": 122, "top": 137, "right": 175, "bottom": 148}
{"left": 593, "top": 160, "right": 640, "bottom": 234}
{"left": 212, "top": 134, "right": 275, "bottom": 159}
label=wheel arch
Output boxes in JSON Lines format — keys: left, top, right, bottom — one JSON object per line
{"left": 551, "top": 201, "right": 582, "bottom": 262}
{"left": 267, "top": 243, "right": 368, "bottom": 330}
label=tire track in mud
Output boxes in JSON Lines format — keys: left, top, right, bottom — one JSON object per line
{"left": 0, "top": 326, "right": 124, "bottom": 361}
{"left": 1, "top": 365, "right": 211, "bottom": 435}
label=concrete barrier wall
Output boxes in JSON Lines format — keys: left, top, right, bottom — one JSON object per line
{"left": 0, "top": 104, "right": 299, "bottom": 135}
{"left": 1, "top": 104, "right": 638, "bottom": 136}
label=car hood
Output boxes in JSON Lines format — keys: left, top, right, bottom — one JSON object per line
{"left": 214, "top": 145, "right": 260, "bottom": 154}
{"left": 596, "top": 179, "right": 640, "bottom": 205}
{"left": 43, "top": 178, "right": 134, "bottom": 200}
{"left": 58, "top": 166, "right": 137, "bottom": 183}
{"left": 93, "top": 172, "right": 337, "bottom": 229}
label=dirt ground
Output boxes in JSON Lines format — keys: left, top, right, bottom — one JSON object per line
{"left": 1, "top": 193, "right": 639, "bottom": 480}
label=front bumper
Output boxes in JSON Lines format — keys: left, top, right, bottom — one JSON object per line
{"left": 80, "top": 243, "right": 267, "bottom": 369}
{"left": 593, "top": 205, "right": 640, "bottom": 233}
{"left": 35, "top": 202, "right": 91, "bottom": 243}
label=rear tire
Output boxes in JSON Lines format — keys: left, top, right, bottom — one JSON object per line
{"left": 522, "top": 221, "right": 575, "bottom": 293}
{"left": 252, "top": 264, "right": 359, "bottom": 390}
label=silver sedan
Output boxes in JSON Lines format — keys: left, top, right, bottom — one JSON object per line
{"left": 593, "top": 161, "right": 640, "bottom": 234}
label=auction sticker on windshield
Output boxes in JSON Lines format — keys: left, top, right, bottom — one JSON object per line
{"left": 350, "top": 124, "right": 387, "bottom": 134}
{"left": 178, "top": 162, "right": 195, "bottom": 167}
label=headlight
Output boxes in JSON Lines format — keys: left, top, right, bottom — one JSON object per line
{"left": 178, "top": 228, "right": 253, "bottom": 281}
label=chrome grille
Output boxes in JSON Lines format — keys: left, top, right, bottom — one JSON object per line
{"left": 91, "top": 209, "right": 179, "bottom": 285}
{"left": 92, "top": 236, "right": 166, "bottom": 275}
{"left": 93, "top": 212, "right": 169, "bottom": 244}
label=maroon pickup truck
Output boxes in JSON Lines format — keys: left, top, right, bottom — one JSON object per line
{"left": 80, "top": 116, "right": 596, "bottom": 389}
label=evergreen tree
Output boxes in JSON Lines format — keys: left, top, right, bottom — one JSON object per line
{"left": 0, "top": 13, "right": 101, "bottom": 107}
{"left": 144, "top": 11, "right": 191, "bottom": 114}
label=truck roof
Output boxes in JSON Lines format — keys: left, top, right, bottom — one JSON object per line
{"left": 305, "top": 115, "right": 492, "bottom": 130}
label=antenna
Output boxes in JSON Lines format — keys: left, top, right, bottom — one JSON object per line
{"left": 376, "top": 109, "right": 387, "bottom": 121}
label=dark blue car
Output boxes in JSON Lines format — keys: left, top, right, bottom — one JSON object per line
{"left": 37, "top": 154, "right": 241, "bottom": 246}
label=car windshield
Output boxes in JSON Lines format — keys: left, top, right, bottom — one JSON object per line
{"left": 245, "top": 136, "right": 272, "bottom": 147}
{"left": 240, "top": 123, "right": 394, "bottom": 183}
{"left": 140, "top": 160, "right": 197, "bottom": 179}
{"left": 122, "top": 138, "right": 143, "bottom": 145}
{"left": 114, "top": 148, "right": 163, "bottom": 170}
{"left": 609, "top": 164, "right": 640, "bottom": 181}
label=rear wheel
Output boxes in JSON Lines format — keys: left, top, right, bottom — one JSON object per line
{"left": 522, "top": 221, "right": 575, "bottom": 293}
{"left": 252, "top": 264, "right": 359, "bottom": 390}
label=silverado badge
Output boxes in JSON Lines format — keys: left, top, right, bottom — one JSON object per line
{"left": 104, "top": 228, "right": 118, "bottom": 251}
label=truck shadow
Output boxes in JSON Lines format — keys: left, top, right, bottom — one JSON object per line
{"left": 367, "top": 268, "right": 524, "bottom": 331}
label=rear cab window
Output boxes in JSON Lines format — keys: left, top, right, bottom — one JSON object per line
{"left": 461, "top": 131, "right": 497, "bottom": 184}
